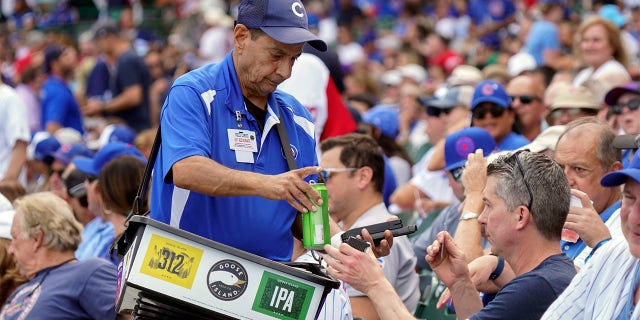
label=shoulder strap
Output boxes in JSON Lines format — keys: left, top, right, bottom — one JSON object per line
{"left": 125, "top": 126, "right": 161, "bottom": 223}
{"left": 275, "top": 105, "right": 297, "bottom": 171}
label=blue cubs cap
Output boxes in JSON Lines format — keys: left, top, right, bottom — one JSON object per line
{"left": 444, "top": 127, "right": 497, "bottom": 171}
{"left": 601, "top": 150, "right": 640, "bottom": 187}
{"left": 34, "top": 136, "right": 61, "bottom": 165}
{"left": 237, "top": 0, "right": 327, "bottom": 52}
{"left": 53, "top": 143, "right": 93, "bottom": 166}
{"left": 362, "top": 106, "right": 400, "bottom": 138}
{"left": 73, "top": 142, "right": 146, "bottom": 176}
{"left": 471, "top": 80, "right": 511, "bottom": 110}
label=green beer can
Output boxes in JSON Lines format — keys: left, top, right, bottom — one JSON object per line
{"left": 302, "top": 183, "right": 330, "bottom": 250}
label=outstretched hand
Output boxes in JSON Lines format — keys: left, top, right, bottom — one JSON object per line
{"left": 263, "top": 166, "right": 322, "bottom": 213}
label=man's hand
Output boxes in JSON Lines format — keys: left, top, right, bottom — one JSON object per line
{"left": 361, "top": 228, "right": 393, "bottom": 258}
{"left": 323, "top": 243, "right": 383, "bottom": 295}
{"left": 425, "top": 231, "right": 469, "bottom": 287}
{"left": 462, "top": 149, "right": 487, "bottom": 196}
{"left": 564, "top": 189, "right": 611, "bottom": 247}
{"left": 263, "top": 166, "right": 322, "bottom": 213}
{"left": 82, "top": 98, "right": 104, "bottom": 117}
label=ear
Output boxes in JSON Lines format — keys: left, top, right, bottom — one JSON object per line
{"left": 609, "top": 161, "right": 623, "bottom": 173}
{"left": 515, "top": 206, "right": 531, "bottom": 231}
{"left": 33, "top": 229, "right": 44, "bottom": 250}
{"left": 233, "top": 24, "right": 250, "bottom": 52}
{"left": 356, "top": 166, "right": 374, "bottom": 190}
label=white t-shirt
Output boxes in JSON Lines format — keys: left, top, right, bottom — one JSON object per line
{"left": 0, "top": 84, "right": 30, "bottom": 185}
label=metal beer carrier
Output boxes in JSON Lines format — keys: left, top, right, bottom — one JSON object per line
{"left": 115, "top": 216, "right": 339, "bottom": 320}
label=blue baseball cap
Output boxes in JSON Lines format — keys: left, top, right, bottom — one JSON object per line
{"left": 53, "top": 143, "right": 93, "bottom": 166}
{"left": 237, "top": 0, "right": 327, "bottom": 52}
{"left": 34, "top": 136, "right": 61, "bottom": 165}
{"left": 362, "top": 106, "right": 400, "bottom": 138}
{"left": 73, "top": 142, "right": 146, "bottom": 176}
{"left": 444, "top": 127, "right": 497, "bottom": 171}
{"left": 471, "top": 80, "right": 511, "bottom": 110}
{"left": 601, "top": 150, "right": 640, "bottom": 187}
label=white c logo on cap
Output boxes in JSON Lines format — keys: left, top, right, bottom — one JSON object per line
{"left": 291, "top": 2, "right": 304, "bottom": 18}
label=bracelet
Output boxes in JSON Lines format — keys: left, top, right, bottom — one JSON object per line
{"left": 489, "top": 255, "right": 504, "bottom": 280}
{"left": 585, "top": 237, "right": 612, "bottom": 263}
{"left": 460, "top": 211, "right": 480, "bottom": 221}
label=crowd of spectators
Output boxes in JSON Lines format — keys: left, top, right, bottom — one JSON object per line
{"left": 1, "top": 0, "right": 640, "bottom": 319}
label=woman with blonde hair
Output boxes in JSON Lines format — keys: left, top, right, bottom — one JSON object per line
{"left": 573, "top": 16, "right": 631, "bottom": 103}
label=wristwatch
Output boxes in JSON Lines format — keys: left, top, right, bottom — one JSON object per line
{"left": 459, "top": 211, "right": 480, "bottom": 221}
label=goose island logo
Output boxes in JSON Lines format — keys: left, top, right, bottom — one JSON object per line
{"left": 207, "top": 259, "right": 248, "bottom": 301}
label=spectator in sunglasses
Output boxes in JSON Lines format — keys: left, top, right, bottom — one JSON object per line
{"left": 506, "top": 75, "right": 547, "bottom": 141}
{"left": 470, "top": 80, "right": 529, "bottom": 151}
{"left": 604, "top": 82, "right": 640, "bottom": 168}
{"left": 547, "top": 86, "right": 601, "bottom": 126}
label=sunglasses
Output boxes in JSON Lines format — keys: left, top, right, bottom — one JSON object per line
{"left": 510, "top": 95, "right": 539, "bottom": 105}
{"left": 319, "top": 167, "right": 357, "bottom": 182}
{"left": 48, "top": 168, "right": 64, "bottom": 176}
{"left": 85, "top": 175, "right": 98, "bottom": 183}
{"left": 426, "top": 106, "right": 453, "bottom": 117}
{"left": 612, "top": 99, "right": 640, "bottom": 115}
{"left": 549, "top": 108, "right": 596, "bottom": 120}
{"left": 449, "top": 166, "right": 464, "bottom": 182}
{"left": 509, "top": 150, "right": 534, "bottom": 210}
{"left": 472, "top": 104, "right": 507, "bottom": 119}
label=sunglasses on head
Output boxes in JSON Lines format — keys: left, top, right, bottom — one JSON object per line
{"left": 472, "top": 104, "right": 507, "bottom": 119}
{"left": 612, "top": 99, "right": 640, "bottom": 115}
{"left": 449, "top": 166, "right": 464, "bottom": 182}
{"left": 510, "top": 95, "right": 538, "bottom": 105}
{"left": 426, "top": 106, "right": 453, "bottom": 117}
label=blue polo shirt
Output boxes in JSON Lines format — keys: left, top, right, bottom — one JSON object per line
{"left": 497, "top": 132, "right": 529, "bottom": 151}
{"left": 561, "top": 201, "right": 620, "bottom": 261}
{"left": 150, "top": 52, "right": 318, "bottom": 261}
{"left": 41, "top": 76, "right": 84, "bottom": 134}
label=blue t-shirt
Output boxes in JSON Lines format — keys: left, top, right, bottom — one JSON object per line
{"left": 468, "top": 0, "right": 516, "bottom": 50}
{"left": 150, "top": 52, "right": 318, "bottom": 262}
{"left": 85, "top": 58, "right": 111, "bottom": 100}
{"left": 525, "top": 20, "right": 560, "bottom": 66}
{"left": 41, "top": 76, "right": 84, "bottom": 134}
{"left": 75, "top": 217, "right": 115, "bottom": 263}
{"left": 497, "top": 132, "right": 529, "bottom": 151}
{"left": 0, "top": 258, "right": 117, "bottom": 320}
{"left": 108, "top": 50, "right": 151, "bottom": 132}
{"left": 470, "top": 254, "right": 576, "bottom": 320}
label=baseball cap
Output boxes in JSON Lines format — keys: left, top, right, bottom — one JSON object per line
{"left": 551, "top": 86, "right": 601, "bottom": 110}
{"left": 601, "top": 149, "right": 640, "bottom": 186}
{"left": 237, "top": 0, "right": 327, "bottom": 52}
{"left": 64, "top": 168, "right": 91, "bottom": 199}
{"left": 507, "top": 52, "right": 537, "bottom": 77}
{"left": 612, "top": 134, "right": 640, "bottom": 149}
{"left": 599, "top": 4, "right": 628, "bottom": 27}
{"left": 520, "top": 125, "right": 566, "bottom": 153}
{"left": 43, "top": 44, "right": 63, "bottom": 74}
{"left": 88, "top": 124, "right": 137, "bottom": 150}
{"left": 53, "top": 143, "right": 93, "bottom": 166}
{"left": 471, "top": 80, "right": 511, "bottom": 110}
{"left": 444, "top": 127, "right": 497, "bottom": 171}
{"left": 427, "top": 85, "right": 474, "bottom": 110}
{"left": 93, "top": 22, "right": 119, "bottom": 39}
{"left": 34, "top": 135, "right": 61, "bottom": 165}
{"left": 73, "top": 142, "right": 146, "bottom": 176}
{"left": 362, "top": 106, "right": 400, "bottom": 138}
{"left": 604, "top": 82, "right": 640, "bottom": 106}
{"left": 398, "top": 64, "right": 427, "bottom": 84}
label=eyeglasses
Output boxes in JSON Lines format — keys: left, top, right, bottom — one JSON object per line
{"left": 449, "top": 166, "right": 464, "bottom": 182}
{"left": 48, "top": 168, "right": 64, "bottom": 176}
{"left": 509, "top": 150, "right": 534, "bottom": 210}
{"left": 472, "top": 104, "right": 507, "bottom": 119}
{"left": 320, "top": 168, "right": 357, "bottom": 182}
{"left": 612, "top": 99, "right": 640, "bottom": 115}
{"left": 426, "top": 106, "right": 453, "bottom": 117}
{"left": 510, "top": 95, "right": 539, "bottom": 105}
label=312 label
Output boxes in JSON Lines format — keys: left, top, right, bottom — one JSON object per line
{"left": 140, "top": 234, "right": 203, "bottom": 289}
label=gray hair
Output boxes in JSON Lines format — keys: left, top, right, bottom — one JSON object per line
{"left": 487, "top": 151, "right": 570, "bottom": 240}
{"left": 14, "top": 192, "right": 83, "bottom": 251}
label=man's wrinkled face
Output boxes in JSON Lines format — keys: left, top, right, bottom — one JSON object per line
{"left": 7, "top": 209, "right": 38, "bottom": 279}
{"left": 621, "top": 180, "right": 640, "bottom": 258}
{"left": 235, "top": 27, "right": 303, "bottom": 100}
